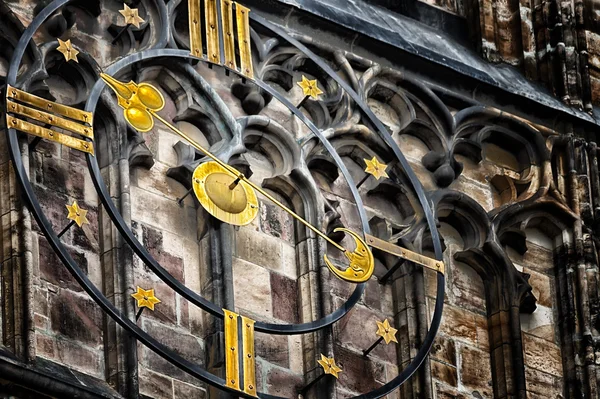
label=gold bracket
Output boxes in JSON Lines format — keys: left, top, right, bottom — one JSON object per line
{"left": 6, "top": 86, "right": 94, "bottom": 155}
{"left": 365, "top": 234, "right": 444, "bottom": 274}
{"left": 224, "top": 309, "right": 257, "bottom": 397}
{"left": 188, "top": 0, "right": 254, "bottom": 79}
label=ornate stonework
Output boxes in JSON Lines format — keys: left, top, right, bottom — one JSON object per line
{"left": 0, "top": 1, "right": 598, "bottom": 399}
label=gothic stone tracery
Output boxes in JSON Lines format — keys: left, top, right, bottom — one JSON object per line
{"left": 0, "top": 1, "right": 599, "bottom": 399}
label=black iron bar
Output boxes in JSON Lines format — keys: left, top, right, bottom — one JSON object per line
{"left": 28, "top": 137, "right": 42, "bottom": 151}
{"left": 356, "top": 173, "right": 371, "bottom": 189}
{"left": 229, "top": 176, "right": 241, "bottom": 190}
{"left": 299, "top": 372, "right": 328, "bottom": 395}
{"left": 379, "top": 259, "right": 405, "bottom": 285}
{"left": 296, "top": 95, "right": 310, "bottom": 109}
{"left": 111, "top": 25, "right": 130, "bottom": 44}
{"left": 135, "top": 307, "right": 144, "bottom": 321}
{"left": 176, "top": 187, "right": 194, "bottom": 207}
{"left": 57, "top": 220, "right": 75, "bottom": 238}
{"left": 363, "top": 337, "right": 384, "bottom": 357}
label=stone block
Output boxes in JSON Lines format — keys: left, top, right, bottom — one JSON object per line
{"left": 449, "top": 261, "right": 486, "bottom": 315}
{"left": 39, "top": 238, "right": 89, "bottom": 292}
{"left": 260, "top": 202, "right": 294, "bottom": 243}
{"left": 141, "top": 321, "right": 204, "bottom": 385}
{"left": 525, "top": 367, "right": 563, "bottom": 398}
{"left": 459, "top": 345, "right": 492, "bottom": 395}
{"left": 139, "top": 366, "right": 174, "bottom": 399}
{"left": 333, "top": 301, "right": 395, "bottom": 364}
{"left": 255, "top": 332, "right": 289, "bottom": 368}
{"left": 232, "top": 257, "right": 273, "bottom": 319}
{"left": 265, "top": 366, "right": 304, "bottom": 398}
{"left": 431, "top": 336, "right": 457, "bottom": 366}
{"left": 235, "top": 227, "right": 283, "bottom": 273}
{"left": 173, "top": 380, "right": 207, "bottom": 398}
{"left": 431, "top": 360, "right": 457, "bottom": 387}
{"left": 55, "top": 337, "right": 103, "bottom": 379}
{"left": 49, "top": 289, "right": 103, "bottom": 346}
{"left": 36, "top": 332, "right": 55, "bottom": 359}
{"left": 522, "top": 333, "right": 563, "bottom": 376}
{"left": 271, "top": 272, "right": 299, "bottom": 323}
{"left": 334, "top": 345, "right": 384, "bottom": 394}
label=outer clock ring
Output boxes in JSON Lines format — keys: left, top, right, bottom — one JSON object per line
{"left": 5, "top": 1, "right": 445, "bottom": 398}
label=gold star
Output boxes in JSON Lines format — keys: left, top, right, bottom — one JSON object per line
{"left": 297, "top": 75, "right": 323, "bottom": 100}
{"left": 56, "top": 39, "right": 79, "bottom": 63}
{"left": 317, "top": 354, "right": 342, "bottom": 378}
{"left": 364, "top": 156, "right": 389, "bottom": 180}
{"left": 375, "top": 319, "right": 398, "bottom": 345}
{"left": 119, "top": 4, "right": 145, "bottom": 28}
{"left": 66, "top": 201, "right": 89, "bottom": 227}
{"left": 131, "top": 287, "right": 161, "bottom": 311}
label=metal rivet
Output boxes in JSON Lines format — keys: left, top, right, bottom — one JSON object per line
{"left": 230, "top": 347, "right": 235, "bottom": 351}
{"left": 247, "top": 353, "right": 251, "bottom": 358}
{"left": 11, "top": 90, "right": 16, "bottom": 96}
{"left": 229, "top": 314, "right": 233, "bottom": 319}
{"left": 246, "top": 323, "right": 250, "bottom": 328}
{"left": 84, "top": 144, "right": 89, "bottom": 148}
{"left": 231, "top": 379, "right": 235, "bottom": 384}
{"left": 11, "top": 104, "right": 15, "bottom": 109}
{"left": 248, "top": 385, "right": 254, "bottom": 390}
{"left": 47, "top": 104, "right": 52, "bottom": 109}
{"left": 210, "top": 24, "right": 215, "bottom": 29}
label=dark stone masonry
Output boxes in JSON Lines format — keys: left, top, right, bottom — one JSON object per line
{"left": 1, "top": 0, "right": 600, "bottom": 398}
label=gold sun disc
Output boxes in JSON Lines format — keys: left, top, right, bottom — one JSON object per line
{"left": 205, "top": 172, "right": 248, "bottom": 214}
{"left": 192, "top": 161, "right": 259, "bottom": 226}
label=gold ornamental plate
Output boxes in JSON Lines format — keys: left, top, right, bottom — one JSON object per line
{"left": 192, "top": 161, "right": 259, "bottom": 226}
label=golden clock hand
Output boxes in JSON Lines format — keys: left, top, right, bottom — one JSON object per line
{"left": 100, "top": 74, "right": 374, "bottom": 283}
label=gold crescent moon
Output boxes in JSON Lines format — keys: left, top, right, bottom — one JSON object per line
{"left": 324, "top": 228, "right": 374, "bottom": 283}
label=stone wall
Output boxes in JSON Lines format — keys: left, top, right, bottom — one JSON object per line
{"left": 0, "top": 1, "right": 599, "bottom": 399}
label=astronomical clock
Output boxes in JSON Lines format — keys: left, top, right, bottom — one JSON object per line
{"left": 0, "top": 0, "right": 451, "bottom": 398}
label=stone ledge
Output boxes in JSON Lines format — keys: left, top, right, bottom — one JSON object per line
{"left": 0, "top": 346, "right": 122, "bottom": 399}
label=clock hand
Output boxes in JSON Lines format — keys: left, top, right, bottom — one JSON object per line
{"left": 100, "top": 73, "right": 374, "bottom": 283}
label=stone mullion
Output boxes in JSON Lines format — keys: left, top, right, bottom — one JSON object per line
{"left": 0, "top": 134, "right": 35, "bottom": 362}
{"left": 393, "top": 264, "right": 421, "bottom": 399}
{"left": 572, "top": 139, "right": 599, "bottom": 397}
{"left": 99, "top": 156, "right": 139, "bottom": 398}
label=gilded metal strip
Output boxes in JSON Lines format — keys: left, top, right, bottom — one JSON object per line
{"left": 188, "top": 0, "right": 203, "bottom": 57}
{"left": 7, "top": 100, "right": 94, "bottom": 139}
{"left": 220, "top": 0, "right": 236, "bottom": 70}
{"left": 223, "top": 309, "right": 240, "bottom": 391}
{"left": 7, "top": 116, "right": 94, "bottom": 155}
{"left": 205, "top": 0, "right": 220, "bottom": 64}
{"left": 365, "top": 234, "right": 444, "bottom": 274}
{"left": 235, "top": 3, "right": 253, "bottom": 78}
{"left": 241, "top": 316, "right": 257, "bottom": 397}
{"left": 6, "top": 85, "right": 93, "bottom": 124}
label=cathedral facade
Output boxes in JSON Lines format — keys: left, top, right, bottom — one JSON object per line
{"left": 1, "top": 0, "right": 599, "bottom": 398}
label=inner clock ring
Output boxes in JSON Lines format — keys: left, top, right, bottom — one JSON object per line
{"left": 84, "top": 48, "right": 371, "bottom": 335}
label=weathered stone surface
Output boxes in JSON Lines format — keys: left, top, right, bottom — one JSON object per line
{"left": 335, "top": 345, "right": 385, "bottom": 394}
{"left": 431, "top": 360, "right": 458, "bottom": 387}
{"left": 271, "top": 272, "right": 299, "bottom": 323}
{"left": 139, "top": 366, "right": 174, "bottom": 399}
{"left": 260, "top": 202, "right": 294, "bottom": 243}
{"left": 232, "top": 257, "right": 273, "bottom": 319}
{"left": 522, "top": 333, "right": 563, "bottom": 376}
{"left": 459, "top": 345, "right": 492, "bottom": 396}
{"left": 265, "top": 366, "right": 304, "bottom": 398}
{"left": 141, "top": 321, "right": 204, "bottom": 384}
{"left": 255, "top": 332, "right": 290, "bottom": 368}
{"left": 49, "top": 289, "right": 103, "bottom": 346}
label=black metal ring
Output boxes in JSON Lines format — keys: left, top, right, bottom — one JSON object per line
{"left": 83, "top": 48, "right": 369, "bottom": 334}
